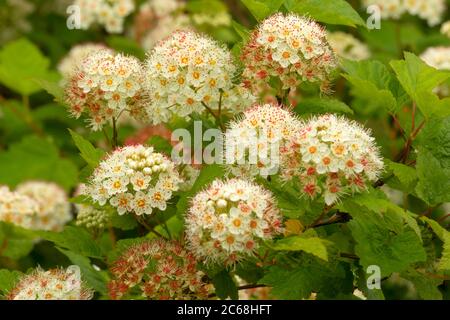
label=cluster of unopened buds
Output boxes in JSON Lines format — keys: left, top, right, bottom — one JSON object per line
{"left": 108, "top": 239, "right": 211, "bottom": 300}
{"left": 225, "top": 103, "right": 302, "bottom": 178}
{"left": 73, "top": 0, "right": 135, "bottom": 33}
{"left": 0, "top": 181, "right": 71, "bottom": 231}
{"left": 64, "top": 49, "right": 148, "bottom": 131}
{"left": 327, "top": 32, "right": 371, "bottom": 61}
{"left": 362, "top": 0, "right": 445, "bottom": 26}
{"left": 145, "top": 30, "right": 254, "bottom": 124}
{"left": 7, "top": 266, "right": 93, "bottom": 300}
{"left": 75, "top": 204, "right": 110, "bottom": 230}
{"left": 185, "top": 179, "right": 283, "bottom": 265}
{"left": 241, "top": 13, "right": 337, "bottom": 97}
{"left": 86, "top": 145, "right": 182, "bottom": 216}
{"left": 280, "top": 114, "right": 384, "bottom": 205}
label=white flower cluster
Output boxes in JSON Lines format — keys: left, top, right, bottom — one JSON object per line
{"left": 86, "top": 145, "right": 182, "bottom": 216}
{"left": 420, "top": 46, "right": 450, "bottom": 96}
{"left": 185, "top": 179, "right": 283, "bottom": 265}
{"left": 225, "top": 103, "right": 302, "bottom": 178}
{"left": 420, "top": 46, "right": 450, "bottom": 70}
{"left": 15, "top": 181, "right": 72, "bottom": 231}
{"left": 241, "top": 13, "right": 337, "bottom": 95}
{"left": 136, "top": 0, "right": 190, "bottom": 50}
{"left": 58, "top": 43, "right": 113, "bottom": 81}
{"left": 327, "top": 32, "right": 370, "bottom": 61}
{"left": 145, "top": 30, "right": 254, "bottom": 124}
{"left": 281, "top": 114, "right": 384, "bottom": 205}
{"left": 441, "top": 21, "right": 450, "bottom": 38}
{"left": 109, "top": 239, "right": 210, "bottom": 300}
{"left": 0, "top": 186, "right": 39, "bottom": 229}
{"left": 7, "top": 266, "right": 93, "bottom": 300}
{"left": 74, "top": 0, "right": 135, "bottom": 33}
{"left": 362, "top": 0, "right": 446, "bottom": 26}
{"left": 0, "top": 0, "right": 33, "bottom": 45}
{"left": 64, "top": 49, "right": 148, "bottom": 131}
{"left": 0, "top": 182, "right": 71, "bottom": 231}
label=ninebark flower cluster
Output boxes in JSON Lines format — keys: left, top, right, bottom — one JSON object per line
{"left": 7, "top": 266, "right": 93, "bottom": 300}
{"left": 185, "top": 179, "right": 283, "bottom": 265}
{"left": 241, "top": 13, "right": 337, "bottom": 96}
{"left": 85, "top": 145, "right": 182, "bottom": 216}
{"left": 109, "top": 239, "right": 211, "bottom": 300}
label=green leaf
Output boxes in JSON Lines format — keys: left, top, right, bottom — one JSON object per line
{"left": 272, "top": 236, "right": 332, "bottom": 261}
{"left": 295, "top": 97, "right": 354, "bottom": 115}
{"left": 231, "top": 20, "right": 250, "bottom": 42}
{"left": 110, "top": 213, "right": 138, "bottom": 231}
{"left": 58, "top": 248, "right": 109, "bottom": 295}
{"left": 0, "top": 38, "right": 58, "bottom": 96}
{"left": 0, "top": 135, "right": 78, "bottom": 191}
{"left": 259, "top": 254, "right": 352, "bottom": 299}
{"left": 38, "top": 226, "right": 104, "bottom": 259}
{"left": 33, "top": 78, "right": 65, "bottom": 104}
{"left": 284, "top": 0, "right": 365, "bottom": 27}
{"left": 415, "top": 117, "right": 450, "bottom": 205}
{"left": 0, "top": 222, "right": 37, "bottom": 260}
{"left": 106, "top": 36, "right": 145, "bottom": 61}
{"left": 400, "top": 269, "right": 443, "bottom": 300}
{"left": 186, "top": 0, "right": 228, "bottom": 13}
{"left": 0, "top": 269, "right": 23, "bottom": 295}
{"left": 176, "top": 164, "right": 225, "bottom": 215}
{"left": 340, "top": 197, "right": 426, "bottom": 277}
{"left": 241, "top": 0, "right": 285, "bottom": 21}
{"left": 107, "top": 237, "right": 148, "bottom": 264}
{"left": 212, "top": 270, "right": 238, "bottom": 300}
{"left": 147, "top": 136, "right": 173, "bottom": 156}
{"left": 69, "top": 129, "right": 105, "bottom": 168}
{"left": 385, "top": 159, "right": 418, "bottom": 192}
{"left": 342, "top": 59, "right": 408, "bottom": 114}
{"left": 421, "top": 217, "right": 450, "bottom": 272}
{"left": 390, "top": 52, "right": 450, "bottom": 118}
{"left": 153, "top": 214, "right": 184, "bottom": 239}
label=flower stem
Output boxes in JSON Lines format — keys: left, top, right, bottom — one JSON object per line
{"left": 201, "top": 101, "right": 225, "bottom": 131}
{"left": 112, "top": 117, "right": 118, "bottom": 149}
{"left": 135, "top": 214, "right": 165, "bottom": 238}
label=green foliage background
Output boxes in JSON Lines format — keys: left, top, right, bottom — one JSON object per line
{"left": 0, "top": 0, "right": 450, "bottom": 300}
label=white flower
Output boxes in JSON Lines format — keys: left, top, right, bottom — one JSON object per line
{"left": 0, "top": 186, "right": 38, "bottom": 230}
{"left": 15, "top": 181, "right": 71, "bottom": 231}
{"left": 241, "top": 13, "right": 337, "bottom": 96}
{"left": 441, "top": 21, "right": 450, "bottom": 38}
{"left": 109, "top": 239, "right": 211, "bottom": 300}
{"left": 362, "top": 0, "right": 445, "bottom": 26}
{"left": 86, "top": 145, "right": 182, "bottom": 216}
{"left": 327, "top": 32, "right": 370, "bottom": 61}
{"left": 7, "top": 266, "right": 93, "bottom": 300}
{"left": 74, "top": 0, "right": 135, "bottom": 33}
{"left": 281, "top": 114, "right": 384, "bottom": 205}
{"left": 225, "top": 103, "right": 303, "bottom": 178}
{"left": 144, "top": 30, "right": 255, "bottom": 124}
{"left": 64, "top": 49, "right": 149, "bottom": 131}
{"left": 185, "top": 178, "right": 283, "bottom": 265}
{"left": 57, "top": 43, "right": 113, "bottom": 81}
